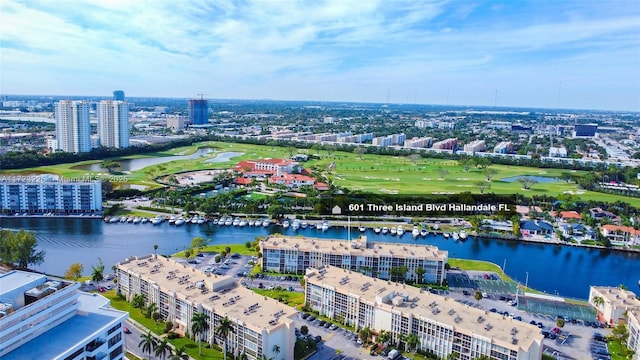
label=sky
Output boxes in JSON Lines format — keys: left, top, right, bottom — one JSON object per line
{"left": 1, "top": 0, "right": 639, "bottom": 111}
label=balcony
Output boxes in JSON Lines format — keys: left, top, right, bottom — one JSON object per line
{"left": 85, "top": 339, "right": 106, "bottom": 352}
{"left": 86, "top": 353, "right": 107, "bottom": 360}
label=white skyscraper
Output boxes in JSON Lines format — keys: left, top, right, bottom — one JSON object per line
{"left": 55, "top": 100, "right": 91, "bottom": 153}
{"left": 97, "top": 100, "right": 129, "bottom": 148}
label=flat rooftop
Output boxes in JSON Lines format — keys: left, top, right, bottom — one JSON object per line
{"left": 592, "top": 286, "right": 640, "bottom": 309}
{"left": 262, "top": 235, "right": 448, "bottom": 260}
{"left": 307, "top": 266, "right": 542, "bottom": 351}
{"left": 118, "top": 255, "right": 297, "bottom": 332}
{"left": 2, "top": 293, "right": 128, "bottom": 360}
{"left": 0, "top": 271, "right": 45, "bottom": 299}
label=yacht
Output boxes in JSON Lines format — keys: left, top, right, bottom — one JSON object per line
{"left": 212, "top": 218, "right": 219, "bottom": 225}
{"left": 390, "top": 227, "right": 397, "bottom": 235}
{"left": 168, "top": 216, "right": 176, "bottom": 224}
{"left": 381, "top": 226, "right": 389, "bottom": 234}
{"left": 224, "top": 217, "right": 233, "bottom": 226}
{"left": 420, "top": 228, "right": 428, "bottom": 237}
{"left": 282, "top": 220, "right": 290, "bottom": 229}
{"left": 174, "top": 217, "right": 185, "bottom": 226}
{"left": 316, "top": 222, "right": 323, "bottom": 230}
{"left": 239, "top": 219, "right": 248, "bottom": 227}
{"left": 141, "top": 218, "right": 149, "bottom": 224}
{"left": 151, "top": 216, "right": 163, "bottom": 225}
{"left": 197, "top": 218, "right": 206, "bottom": 225}
{"left": 412, "top": 226, "right": 420, "bottom": 237}
{"left": 109, "top": 216, "right": 120, "bottom": 223}
{"left": 397, "top": 226, "right": 405, "bottom": 236}
{"left": 119, "top": 217, "right": 128, "bottom": 223}
{"left": 248, "top": 219, "right": 255, "bottom": 226}
{"left": 459, "top": 230, "right": 468, "bottom": 240}
{"left": 301, "top": 221, "right": 308, "bottom": 229}
{"left": 191, "top": 216, "right": 200, "bottom": 224}
{"left": 292, "top": 219, "right": 301, "bottom": 230}
{"left": 254, "top": 219, "right": 262, "bottom": 227}
{"left": 359, "top": 225, "right": 366, "bottom": 232}
{"left": 321, "top": 221, "right": 330, "bottom": 231}
{"left": 443, "top": 232, "right": 450, "bottom": 238}
{"left": 262, "top": 219, "right": 270, "bottom": 227}
{"left": 433, "top": 223, "right": 440, "bottom": 230}
{"left": 373, "top": 227, "right": 381, "bottom": 234}
{"left": 232, "top": 218, "right": 240, "bottom": 226}
{"left": 452, "top": 232, "right": 460, "bottom": 241}
{"left": 132, "top": 217, "right": 141, "bottom": 224}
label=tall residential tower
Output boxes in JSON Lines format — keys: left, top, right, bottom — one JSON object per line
{"left": 97, "top": 100, "right": 130, "bottom": 148}
{"left": 55, "top": 100, "right": 91, "bottom": 153}
{"left": 188, "top": 98, "right": 209, "bottom": 125}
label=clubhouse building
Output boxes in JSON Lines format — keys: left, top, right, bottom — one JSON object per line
{"left": 116, "top": 255, "right": 296, "bottom": 360}
{"left": 261, "top": 236, "right": 448, "bottom": 284}
{"left": 305, "top": 265, "right": 544, "bottom": 360}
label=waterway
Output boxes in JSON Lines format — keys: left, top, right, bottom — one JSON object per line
{"left": 1, "top": 217, "right": 638, "bottom": 299}
{"left": 72, "top": 147, "right": 215, "bottom": 172}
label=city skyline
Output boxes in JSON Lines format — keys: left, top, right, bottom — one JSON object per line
{"left": 1, "top": 0, "right": 639, "bottom": 111}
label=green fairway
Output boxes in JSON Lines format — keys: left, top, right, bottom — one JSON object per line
{"left": 1, "top": 141, "right": 637, "bottom": 207}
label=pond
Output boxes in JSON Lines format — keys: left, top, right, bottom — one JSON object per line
{"left": 204, "top": 152, "right": 244, "bottom": 163}
{"left": 72, "top": 147, "right": 214, "bottom": 172}
{"left": 500, "top": 175, "right": 561, "bottom": 183}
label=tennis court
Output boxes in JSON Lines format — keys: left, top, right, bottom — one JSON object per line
{"left": 448, "top": 273, "right": 518, "bottom": 295}
{"left": 517, "top": 295, "right": 596, "bottom": 322}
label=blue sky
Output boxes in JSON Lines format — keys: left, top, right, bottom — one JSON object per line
{"left": 1, "top": 0, "right": 639, "bottom": 111}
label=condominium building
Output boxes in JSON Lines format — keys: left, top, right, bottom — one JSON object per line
{"left": 588, "top": 286, "right": 640, "bottom": 326}
{"left": 404, "top": 137, "right": 433, "bottom": 148}
{"left": 432, "top": 138, "right": 458, "bottom": 150}
{"left": 0, "top": 177, "right": 102, "bottom": 214}
{"left": 97, "top": 100, "right": 130, "bottom": 148}
{"left": 463, "top": 140, "right": 486, "bottom": 153}
{"left": 188, "top": 99, "right": 209, "bottom": 125}
{"left": 261, "top": 236, "right": 447, "bottom": 284}
{"left": 372, "top": 135, "right": 393, "bottom": 147}
{"left": 494, "top": 141, "right": 513, "bottom": 154}
{"left": 304, "top": 266, "right": 543, "bottom": 360}
{"left": 0, "top": 270, "right": 128, "bottom": 360}
{"left": 55, "top": 100, "right": 91, "bottom": 153}
{"left": 116, "top": 255, "right": 296, "bottom": 360}
{"left": 627, "top": 310, "right": 640, "bottom": 358}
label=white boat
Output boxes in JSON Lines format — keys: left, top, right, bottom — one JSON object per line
{"left": 292, "top": 219, "right": 301, "bottom": 230}
{"left": 397, "top": 226, "right": 405, "bottom": 236}
{"left": 141, "top": 218, "right": 149, "bottom": 224}
{"left": 433, "top": 223, "right": 439, "bottom": 230}
{"left": 109, "top": 216, "right": 120, "bottom": 223}
{"left": 359, "top": 225, "right": 366, "bottom": 232}
{"left": 191, "top": 216, "right": 199, "bottom": 224}
{"left": 197, "top": 218, "right": 206, "bottom": 225}
{"left": 301, "top": 221, "right": 308, "bottom": 229}
{"left": 232, "top": 218, "right": 240, "bottom": 226}
{"left": 459, "top": 230, "right": 468, "bottom": 240}
{"left": 381, "top": 227, "right": 389, "bottom": 234}
{"left": 321, "top": 221, "right": 330, "bottom": 231}
{"left": 248, "top": 220, "right": 255, "bottom": 226}
{"left": 212, "top": 218, "right": 219, "bottom": 225}
{"left": 282, "top": 220, "right": 290, "bottom": 229}
{"left": 390, "top": 227, "right": 397, "bottom": 235}
{"left": 254, "top": 220, "right": 262, "bottom": 227}
{"left": 316, "top": 222, "right": 323, "bottom": 230}
{"left": 174, "top": 217, "right": 185, "bottom": 226}
{"left": 452, "top": 232, "right": 460, "bottom": 241}
{"left": 132, "top": 217, "right": 141, "bottom": 224}
{"left": 420, "top": 228, "right": 428, "bottom": 237}
{"left": 151, "top": 216, "right": 163, "bottom": 225}
{"left": 239, "top": 219, "right": 248, "bottom": 227}
{"left": 127, "top": 217, "right": 134, "bottom": 223}
{"left": 443, "top": 232, "right": 450, "bottom": 238}
{"left": 262, "top": 219, "right": 270, "bottom": 227}
{"left": 412, "top": 226, "right": 420, "bottom": 237}
{"left": 373, "top": 227, "right": 381, "bottom": 234}
{"left": 119, "top": 217, "right": 127, "bottom": 223}
{"left": 168, "top": 216, "right": 176, "bottom": 224}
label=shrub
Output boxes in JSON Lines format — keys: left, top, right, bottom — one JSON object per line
{"left": 167, "top": 331, "right": 180, "bottom": 339}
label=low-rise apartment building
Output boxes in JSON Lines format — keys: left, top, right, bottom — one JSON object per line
{"left": 627, "top": 309, "right": 640, "bottom": 358}
{"left": 588, "top": 286, "right": 640, "bottom": 325}
{"left": 463, "top": 140, "right": 486, "bottom": 153}
{"left": 0, "top": 270, "right": 127, "bottom": 360}
{"left": 305, "top": 266, "right": 543, "bottom": 360}
{"left": 116, "top": 255, "right": 296, "bottom": 360}
{"left": 261, "top": 236, "right": 447, "bottom": 284}
{"left": 0, "top": 177, "right": 102, "bottom": 214}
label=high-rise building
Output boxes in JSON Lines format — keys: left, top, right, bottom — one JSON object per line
{"left": 55, "top": 100, "right": 91, "bottom": 153}
{"left": 188, "top": 99, "right": 209, "bottom": 125}
{"left": 0, "top": 270, "right": 128, "bottom": 359}
{"left": 113, "top": 90, "right": 125, "bottom": 101}
{"left": 97, "top": 100, "right": 130, "bottom": 148}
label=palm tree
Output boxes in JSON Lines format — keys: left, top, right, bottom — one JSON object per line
{"left": 169, "top": 346, "right": 189, "bottom": 360}
{"left": 132, "top": 294, "right": 146, "bottom": 310}
{"left": 154, "top": 244, "right": 159, "bottom": 256}
{"left": 414, "top": 267, "right": 426, "bottom": 284}
{"left": 91, "top": 257, "right": 105, "bottom": 283}
{"left": 215, "top": 316, "right": 236, "bottom": 360}
{"left": 272, "top": 344, "right": 281, "bottom": 360}
{"left": 592, "top": 295, "right": 605, "bottom": 313}
{"left": 138, "top": 331, "right": 158, "bottom": 360}
{"left": 154, "top": 338, "right": 171, "bottom": 360}
{"left": 406, "top": 333, "right": 420, "bottom": 353}
{"left": 191, "top": 311, "right": 210, "bottom": 357}
{"left": 146, "top": 302, "right": 159, "bottom": 319}
{"left": 378, "top": 329, "right": 392, "bottom": 345}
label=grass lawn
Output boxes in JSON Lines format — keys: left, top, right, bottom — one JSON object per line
{"left": 608, "top": 338, "right": 635, "bottom": 360}
{"left": 251, "top": 288, "right": 306, "bottom": 308}
{"left": 2, "top": 140, "right": 638, "bottom": 207}
{"left": 173, "top": 243, "right": 258, "bottom": 258}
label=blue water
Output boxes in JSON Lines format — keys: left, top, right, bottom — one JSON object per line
{"left": 72, "top": 147, "right": 215, "bottom": 172}
{"left": 1, "top": 217, "right": 638, "bottom": 299}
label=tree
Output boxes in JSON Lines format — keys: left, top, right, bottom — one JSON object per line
{"left": 132, "top": 294, "right": 146, "bottom": 310}
{"left": 169, "top": 346, "right": 189, "bottom": 360}
{"left": 101, "top": 160, "right": 121, "bottom": 173}
{"left": 556, "top": 317, "right": 565, "bottom": 328}
{"left": 592, "top": 296, "right": 605, "bottom": 312}
{"left": 300, "top": 325, "right": 309, "bottom": 335}
{"left": 353, "top": 147, "right": 366, "bottom": 160}
{"left": 406, "top": 333, "right": 420, "bottom": 353}
{"left": 469, "top": 215, "right": 483, "bottom": 233}
{"left": 414, "top": 267, "right": 426, "bottom": 284}
{"left": 518, "top": 177, "right": 538, "bottom": 190}
{"left": 408, "top": 153, "right": 421, "bottom": 165}
{"left": 155, "top": 338, "right": 172, "bottom": 360}
{"left": 191, "top": 237, "right": 208, "bottom": 251}
{"left": 378, "top": 330, "right": 392, "bottom": 345}
{"left": 358, "top": 326, "right": 371, "bottom": 344}
{"left": 611, "top": 323, "right": 629, "bottom": 343}
{"left": 91, "top": 257, "right": 105, "bottom": 283}
{"left": 458, "top": 158, "right": 472, "bottom": 172}
{"left": 153, "top": 244, "right": 158, "bottom": 256}
{"left": 272, "top": 344, "right": 281, "bottom": 360}
{"left": 484, "top": 168, "right": 498, "bottom": 181}
{"left": 215, "top": 316, "right": 235, "bottom": 360}
{"left": 146, "top": 302, "right": 159, "bottom": 319}
{"left": 64, "top": 262, "right": 84, "bottom": 281}
{"left": 436, "top": 167, "right": 449, "bottom": 180}
{"left": 511, "top": 215, "right": 521, "bottom": 237}
{"left": 0, "top": 229, "right": 45, "bottom": 269}
{"left": 474, "top": 290, "right": 483, "bottom": 303}
{"left": 138, "top": 331, "right": 158, "bottom": 360}
{"left": 192, "top": 311, "right": 210, "bottom": 357}
{"left": 477, "top": 181, "right": 491, "bottom": 194}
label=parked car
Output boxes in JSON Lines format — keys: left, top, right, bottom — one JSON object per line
{"left": 123, "top": 327, "right": 131, "bottom": 334}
